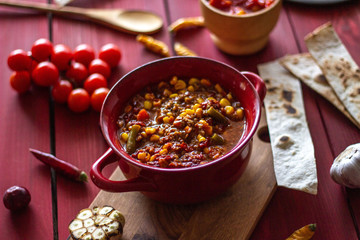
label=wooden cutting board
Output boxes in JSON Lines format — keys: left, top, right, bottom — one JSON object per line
{"left": 87, "top": 107, "right": 276, "bottom": 240}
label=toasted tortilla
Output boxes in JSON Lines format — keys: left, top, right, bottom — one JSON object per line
{"left": 280, "top": 53, "right": 360, "bottom": 129}
{"left": 305, "top": 22, "right": 360, "bottom": 126}
{"left": 257, "top": 60, "right": 318, "bottom": 195}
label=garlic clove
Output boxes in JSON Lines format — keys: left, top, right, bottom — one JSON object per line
{"left": 330, "top": 143, "right": 360, "bottom": 188}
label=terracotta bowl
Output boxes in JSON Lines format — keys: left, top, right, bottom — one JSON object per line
{"left": 200, "top": 0, "right": 282, "bottom": 55}
{"left": 90, "top": 56, "right": 266, "bottom": 204}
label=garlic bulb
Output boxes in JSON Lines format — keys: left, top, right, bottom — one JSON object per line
{"left": 330, "top": 143, "right": 360, "bottom": 188}
{"left": 69, "top": 206, "right": 125, "bottom": 240}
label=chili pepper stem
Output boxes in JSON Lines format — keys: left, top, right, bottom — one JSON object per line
{"left": 78, "top": 171, "right": 88, "bottom": 182}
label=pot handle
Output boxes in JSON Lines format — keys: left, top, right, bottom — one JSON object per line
{"left": 241, "top": 71, "right": 266, "bottom": 103}
{"left": 90, "top": 148, "right": 157, "bottom": 192}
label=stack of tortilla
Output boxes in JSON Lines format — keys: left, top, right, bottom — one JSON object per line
{"left": 257, "top": 22, "right": 360, "bottom": 195}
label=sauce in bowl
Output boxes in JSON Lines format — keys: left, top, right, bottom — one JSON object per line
{"left": 208, "top": 0, "right": 275, "bottom": 15}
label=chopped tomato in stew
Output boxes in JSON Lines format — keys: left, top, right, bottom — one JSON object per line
{"left": 117, "top": 76, "right": 246, "bottom": 168}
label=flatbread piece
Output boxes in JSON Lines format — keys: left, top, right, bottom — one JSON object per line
{"left": 258, "top": 60, "right": 318, "bottom": 195}
{"left": 280, "top": 53, "right": 360, "bottom": 129}
{"left": 305, "top": 22, "right": 360, "bottom": 126}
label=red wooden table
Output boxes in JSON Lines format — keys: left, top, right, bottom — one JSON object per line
{"left": 1, "top": 0, "right": 360, "bottom": 239}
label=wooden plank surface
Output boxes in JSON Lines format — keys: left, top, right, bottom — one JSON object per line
{"left": 284, "top": 1, "right": 360, "bottom": 237}
{"left": 1, "top": 0, "right": 360, "bottom": 240}
{"left": 0, "top": 2, "right": 55, "bottom": 239}
{"left": 252, "top": 1, "right": 360, "bottom": 239}
{"left": 51, "top": 1, "right": 169, "bottom": 239}
{"left": 88, "top": 108, "right": 276, "bottom": 240}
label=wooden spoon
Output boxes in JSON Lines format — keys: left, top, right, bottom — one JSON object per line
{"left": 0, "top": 0, "right": 163, "bottom": 34}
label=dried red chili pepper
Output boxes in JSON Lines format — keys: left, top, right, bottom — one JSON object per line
{"left": 29, "top": 148, "right": 88, "bottom": 182}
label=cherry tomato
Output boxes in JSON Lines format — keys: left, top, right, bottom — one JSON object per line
{"left": 68, "top": 88, "right": 90, "bottom": 112}
{"left": 9, "top": 71, "right": 31, "bottom": 93}
{"left": 31, "top": 38, "right": 53, "bottom": 62}
{"left": 7, "top": 49, "right": 32, "bottom": 71}
{"left": 88, "top": 59, "right": 111, "bottom": 79}
{"left": 32, "top": 61, "right": 59, "bottom": 87}
{"left": 84, "top": 73, "right": 107, "bottom": 95}
{"left": 91, "top": 87, "right": 109, "bottom": 112}
{"left": 3, "top": 186, "right": 31, "bottom": 211}
{"left": 65, "top": 61, "right": 88, "bottom": 85}
{"left": 52, "top": 79, "right": 73, "bottom": 103}
{"left": 98, "top": 43, "right": 122, "bottom": 68}
{"left": 51, "top": 44, "right": 73, "bottom": 71}
{"left": 73, "top": 44, "right": 95, "bottom": 67}
{"left": 27, "top": 51, "right": 38, "bottom": 73}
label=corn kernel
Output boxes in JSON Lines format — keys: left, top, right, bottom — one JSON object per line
{"left": 200, "top": 78, "right": 211, "bottom": 87}
{"left": 144, "top": 100, "right": 152, "bottom": 110}
{"left": 236, "top": 108, "right": 244, "bottom": 119}
{"left": 170, "top": 76, "right": 178, "bottom": 85}
{"left": 180, "top": 112, "right": 187, "bottom": 117}
{"left": 193, "top": 104, "right": 201, "bottom": 110}
{"left": 195, "top": 108, "right": 203, "bottom": 118}
{"left": 189, "top": 78, "right": 199, "bottom": 85}
{"left": 145, "top": 93, "right": 154, "bottom": 100}
{"left": 158, "top": 129, "right": 164, "bottom": 135}
{"left": 163, "top": 116, "right": 170, "bottom": 123}
{"left": 203, "top": 147, "right": 209, "bottom": 154}
{"left": 184, "top": 97, "right": 192, "bottom": 103}
{"left": 140, "top": 131, "right": 147, "bottom": 138}
{"left": 174, "top": 80, "right": 186, "bottom": 90}
{"left": 215, "top": 84, "right": 225, "bottom": 94}
{"left": 236, "top": 8, "right": 246, "bottom": 15}
{"left": 124, "top": 105, "right": 132, "bottom": 113}
{"left": 227, "top": 93, "right": 233, "bottom": 101}
{"left": 153, "top": 99, "right": 161, "bottom": 107}
{"left": 187, "top": 85, "right": 195, "bottom": 92}
{"left": 169, "top": 93, "right": 178, "bottom": 98}
{"left": 197, "top": 135, "right": 206, "bottom": 142}
{"left": 207, "top": 97, "right": 216, "bottom": 101}
{"left": 121, "top": 133, "right": 128, "bottom": 141}
{"left": 166, "top": 112, "right": 173, "bottom": 116}
{"left": 197, "top": 98, "right": 204, "bottom": 103}
{"left": 225, "top": 106, "right": 235, "bottom": 115}
{"left": 159, "top": 149, "right": 168, "bottom": 155}
{"left": 178, "top": 90, "right": 186, "bottom": 94}
{"left": 163, "top": 89, "right": 172, "bottom": 97}
{"left": 137, "top": 152, "right": 150, "bottom": 161}
{"left": 158, "top": 81, "right": 167, "bottom": 88}
{"left": 150, "top": 134, "right": 160, "bottom": 142}
{"left": 185, "top": 109, "right": 194, "bottom": 115}
{"left": 145, "top": 127, "right": 156, "bottom": 134}
{"left": 150, "top": 155, "right": 157, "bottom": 162}
{"left": 220, "top": 98, "right": 231, "bottom": 107}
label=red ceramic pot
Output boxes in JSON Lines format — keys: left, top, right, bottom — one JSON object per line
{"left": 90, "top": 56, "right": 266, "bottom": 204}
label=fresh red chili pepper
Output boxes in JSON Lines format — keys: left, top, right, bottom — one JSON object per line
{"left": 29, "top": 148, "right": 88, "bottom": 182}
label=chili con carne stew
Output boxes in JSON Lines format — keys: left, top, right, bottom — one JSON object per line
{"left": 117, "top": 76, "right": 246, "bottom": 168}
